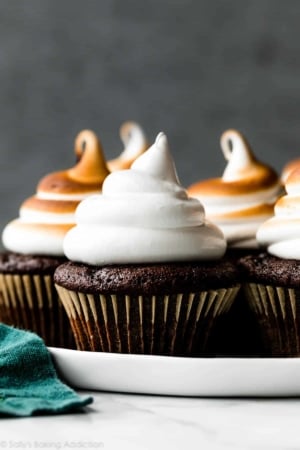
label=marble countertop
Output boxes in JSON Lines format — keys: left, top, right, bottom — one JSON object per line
{"left": 1, "top": 392, "right": 300, "bottom": 450}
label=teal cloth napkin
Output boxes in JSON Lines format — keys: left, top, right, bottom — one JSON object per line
{"left": 0, "top": 323, "right": 93, "bottom": 417}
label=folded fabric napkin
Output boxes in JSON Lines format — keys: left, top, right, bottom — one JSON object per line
{"left": 0, "top": 323, "right": 93, "bottom": 417}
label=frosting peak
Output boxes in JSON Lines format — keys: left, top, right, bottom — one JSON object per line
{"left": 187, "top": 129, "right": 283, "bottom": 248}
{"left": 63, "top": 132, "right": 226, "bottom": 265}
{"left": 107, "top": 121, "right": 148, "bottom": 171}
{"left": 68, "top": 129, "right": 109, "bottom": 183}
{"left": 131, "top": 132, "right": 179, "bottom": 184}
{"left": 3, "top": 130, "right": 110, "bottom": 256}
{"left": 220, "top": 129, "right": 257, "bottom": 182}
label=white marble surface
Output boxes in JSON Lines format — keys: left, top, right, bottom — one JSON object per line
{"left": 1, "top": 392, "right": 300, "bottom": 450}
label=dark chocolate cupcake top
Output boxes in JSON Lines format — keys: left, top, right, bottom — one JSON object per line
{"left": 54, "top": 259, "right": 240, "bottom": 295}
{"left": 238, "top": 252, "right": 300, "bottom": 288}
{"left": 0, "top": 252, "right": 66, "bottom": 274}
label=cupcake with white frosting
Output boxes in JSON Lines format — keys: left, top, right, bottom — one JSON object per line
{"left": 239, "top": 167, "right": 300, "bottom": 356}
{"left": 0, "top": 130, "right": 109, "bottom": 347}
{"left": 54, "top": 132, "right": 241, "bottom": 356}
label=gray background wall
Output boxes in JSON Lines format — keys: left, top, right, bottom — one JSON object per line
{"left": 1, "top": 0, "right": 300, "bottom": 249}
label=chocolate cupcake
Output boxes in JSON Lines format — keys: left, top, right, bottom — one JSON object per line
{"left": 239, "top": 167, "right": 300, "bottom": 356}
{"left": 54, "top": 132, "right": 241, "bottom": 356}
{"left": 187, "top": 130, "right": 284, "bottom": 356}
{"left": 0, "top": 130, "right": 109, "bottom": 347}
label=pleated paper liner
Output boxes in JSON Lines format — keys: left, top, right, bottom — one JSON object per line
{"left": 56, "top": 285, "right": 240, "bottom": 355}
{"left": 0, "top": 273, "right": 75, "bottom": 348}
{"left": 243, "top": 283, "right": 300, "bottom": 356}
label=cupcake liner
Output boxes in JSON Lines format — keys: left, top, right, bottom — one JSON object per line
{"left": 243, "top": 283, "right": 300, "bottom": 356}
{"left": 0, "top": 273, "right": 74, "bottom": 348}
{"left": 56, "top": 285, "right": 240, "bottom": 355}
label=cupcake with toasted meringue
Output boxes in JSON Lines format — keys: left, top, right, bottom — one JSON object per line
{"left": 239, "top": 167, "right": 300, "bottom": 356}
{"left": 188, "top": 129, "right": 284, "bottom": 356}
{"left": 54, "top": 132, "right": 241, "bottom": 356}
{"left": 0, "top": 130, "right": 109, "bottom": 347}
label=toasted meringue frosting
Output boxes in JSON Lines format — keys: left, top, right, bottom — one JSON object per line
{"left": 281, "top": 158, "right": 300, "bottom": 184}
{"left": 63, "top": 132, "right": 226, "bottom": 265}
{"left": 187, "top": 129, "right": 284, "bottom": 248}
{"left": 2, "top": 130, "right": 110, "bottom": 255}
{"left": 257, "top": 167, "right": 300, "bottom": 259}
{"left": 107, "top": 121, "right": 148, "bottom": 171}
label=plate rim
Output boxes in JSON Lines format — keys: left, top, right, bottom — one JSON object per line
{"left": 48, "top": 347, "right": 300, "bottom": 397}
{"left": 48, "top": 346, "right": 300, "bottom": 362}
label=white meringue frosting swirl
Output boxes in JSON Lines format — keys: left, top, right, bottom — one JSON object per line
{"left": 63, "top": 132, "right": 226, "bottom": 265}
{"left": 2, "top": 130, "right": 109, "bottom": 256}
{"left": 257, "top": 168, "right": 300, "bottom": 259}
{"left": 188, "top": 130, "right": 283, "bottom": 248}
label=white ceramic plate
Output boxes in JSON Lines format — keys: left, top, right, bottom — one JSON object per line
{"left": 49, "top": 347, "right": 300, "bottom": 397}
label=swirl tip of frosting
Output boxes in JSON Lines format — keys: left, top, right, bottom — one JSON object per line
{"left": 74, "top": 129, "right": 98, "bottom": 149}
{"left": 220, "top": 129, "right": 251, "bottom": 151}
{"left": 220, "top": 129, "right": 257, "bottom": 181}
{"left": 119, "top": 121, "right": 145, "bottom": 141}
{"left": 107, "top": 121, "right": 148, "bottom": 171}
{"left": 219, "top": 128, "right": 280, "bottom": 187}
{"left": 68, "top": 129, "right": 110, "bottom": 183}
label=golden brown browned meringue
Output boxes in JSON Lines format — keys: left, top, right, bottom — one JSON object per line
{"left": 107, "top": 121, "right": 148, "bottom": 171}
{"left": 2, "top": 130, "right": 110, "bottom": 255}
{"left": 187, "top": 129, "right": 284, "bottom": 248}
